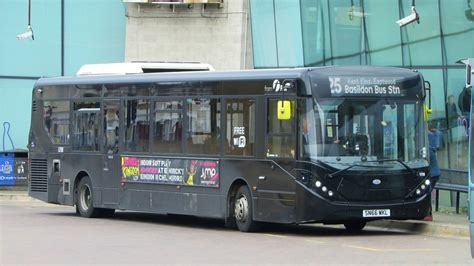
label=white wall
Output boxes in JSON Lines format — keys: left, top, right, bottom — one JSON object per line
{"left": 124, "top": 0, "right": 252, "bottom": 70}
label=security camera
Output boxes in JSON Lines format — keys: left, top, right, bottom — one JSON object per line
{"left": 349, "top": 10, "right": 369, "bottom": 18}
{"left": 17, "top": 26, "right": 34, "bottom": 40}
{"left": 396, "top": 7, "right": 419, "bottom": 27}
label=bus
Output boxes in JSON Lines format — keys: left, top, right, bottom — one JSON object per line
{"left": 28, "top": 66, "right": 432, "bottom": 232}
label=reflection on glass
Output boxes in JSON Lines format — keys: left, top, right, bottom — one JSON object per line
{"left": 187, "top": 98, "right": 221, "bottom": 155}
{"left": 125, "top": 100, "right": 150, "bottom": 152}
{"left": 44, "top": 101, "right": 70, "bottom": 145}
{"left": 153, "top": 101, "right": 183, "bottom": 154}
{"left": 72, "top": 102, "right": 100, "bottom": 151}
{"left": 300, "top": 98, "right": 425, "bottom": 165}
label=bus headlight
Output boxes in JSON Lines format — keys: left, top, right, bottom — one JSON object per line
{"left": 328, "top": 190, "right": 334, "bottom": 197}
{"left": 322, "top": 186, "right": 327, "bottom": 192}
{"left": 421, "top": 184, "right": 426, "bottom": 190}
{"left": 416, "top": 189, "right": 421, "bottom": 195}
{"left": 315, "top": 181, "right": 322, "bottom": 188}
{"left": 424, "top": 179, "right": 430, "bottom": 186}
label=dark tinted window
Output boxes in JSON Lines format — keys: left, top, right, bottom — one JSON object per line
{"left": 72, "top": 101, "right": 100, "bottom": 151}
{"left": 187, "top": 98, "right": 221, "bottom": 155}
{"left": 153, "top": 100, "right": 183, "bottom": 153}
{"left": 44, "top": 101, "right": 70, "bottom": 145}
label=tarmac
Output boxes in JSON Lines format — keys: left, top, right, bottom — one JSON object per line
{"left": 0, "top": 188, "right": 470, "bottom": 239}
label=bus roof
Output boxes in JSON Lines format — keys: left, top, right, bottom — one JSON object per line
{"left": 35, "top": 68, "right": 311, "bottom": 87}
{"left": 35, "top": 66, "right": 419, "bottom": 88}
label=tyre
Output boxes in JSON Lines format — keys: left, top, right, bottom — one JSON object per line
{"left": 233, "top": 185, "right": 258, "bottom": 232}
{"left": 343, "top": 221, "right": 367, "bottom": 232}
{"left": 76, "top": 176, "right": 102, "bottom": 218}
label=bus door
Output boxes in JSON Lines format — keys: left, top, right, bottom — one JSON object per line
{"left": 102, "top": 100, "right": 121, "bottom": 205}
{"left": 257, "top": 97, "right": 297, "bottom": 223}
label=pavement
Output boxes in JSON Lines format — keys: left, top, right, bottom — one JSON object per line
{"left": 0, "top": 188, "right": 470, "bottom": 239}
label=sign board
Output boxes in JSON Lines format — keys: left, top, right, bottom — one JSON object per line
{"left": 0, "top": 154, "right": 15, "bottom": 186}
{"left": 329, "top": 76, "right": 405, "bottom": 97}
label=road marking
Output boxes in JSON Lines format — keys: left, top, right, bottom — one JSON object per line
{"left": 264, "top": 234, "right": 326, "bottom": 244}
{"left": 344, "top": 245, "right": 379, "bottom": 252}
{"left": 344, "top": 245, "right": 438, "bottom": 252}
{"left": 304, "top": 239, "right": 326, "bottom": 244}
{"left": 264, "top": 233, "right": 288, "bottom": 239}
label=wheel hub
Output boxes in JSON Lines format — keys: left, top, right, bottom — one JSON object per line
{"left": 80, "top": 184, "right": 91, "bottom": 211}
{"left": 234, "top": 194, "right": 249, "bottom": 222}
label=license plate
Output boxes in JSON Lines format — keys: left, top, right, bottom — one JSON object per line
{"left": 362, "top": 209, "right": 390, "bottom": 217}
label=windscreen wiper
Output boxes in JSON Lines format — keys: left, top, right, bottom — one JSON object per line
{"left": 325, "top": 162, "right": 392, "bottom": 179}
{"left": 364, "top": 159, "right": 418, "bottom": 177}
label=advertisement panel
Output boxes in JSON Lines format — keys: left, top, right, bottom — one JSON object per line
{"left": 0, "top": 154, "right": 15, "bottom": 186}
{"left": 121, "top": 156, "right": 219, "bottom": 188}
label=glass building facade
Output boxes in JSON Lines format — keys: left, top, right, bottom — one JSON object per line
{"left": 0, "top": 0, "right": 125, "bottom": 150}
{"left": 250, "top": 0, "right": 474, "bottom": 177}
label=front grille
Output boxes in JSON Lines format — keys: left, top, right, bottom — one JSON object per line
{"left": 331, "top": 173, "right": 414, "bottom": 202}
{"left": 30, "top": 159, "right": 47, "bottom": 192}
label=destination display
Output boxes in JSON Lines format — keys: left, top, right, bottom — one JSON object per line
{"left": 121, "top": 156, "right": 219, "bottom": 188}
{"left": 329, "top": 76, "right": 405, "bottom": 97}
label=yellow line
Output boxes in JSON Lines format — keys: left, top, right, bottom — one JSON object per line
{"left": 344, "top": 245, "right": 379, "bottom": 252}
{"left": 304, "top": 239, "right": 326, "bottom": 244}
{"left": 264, "top": 233, "right": 288, "bottom": 239}
{"left": 344, "top": 245, "right": 438, "bottom": 252}
{"left": 379, "top": 248, "right": 439, "bottom": 252}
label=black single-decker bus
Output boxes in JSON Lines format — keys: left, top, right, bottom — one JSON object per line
{"left": 28, "top": 66, "right": 432, "bottom": 232}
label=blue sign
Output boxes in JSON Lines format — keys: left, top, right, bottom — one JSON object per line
{"left": 0, "top": 154, "right": 15, "bottom": 186}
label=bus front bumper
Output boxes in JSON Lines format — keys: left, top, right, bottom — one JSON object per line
{"left": 295, "top": 185, "right": 431, "bottom": 224}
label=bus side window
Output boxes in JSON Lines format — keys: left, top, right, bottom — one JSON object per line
{"left": 124, "top": 100, "right": 150, "bottom": 152}
{"left": 224, "top": 98, "right": 255, "bottom": 156}
{"left": 153, "top": 100, "right": 183, "bottom": 154}
{"left": 44, "top": 100, "right": 70, "bottom": 145}
{"left": 104, "top": 101, "right": 120, "bottom": 154}
{"left": 266, "top": 99, "right": 295, "bottom": 158}
{"left": 72, "top": 101, "right": 100, "bottom": 151}
{"left": 187, "top": 98, "right": 221, "bottom": 155}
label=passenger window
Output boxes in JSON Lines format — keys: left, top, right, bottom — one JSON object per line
{"left": 225, "top": 98, "right": 255, "bottom": 156}
{"left": 187, "top": 98, "right": 221, "bottom": 155}
{"left": 44, "top": 101, "right": 70, "bottom": 145}
{"left": 104, "top": 101, "right": 120, "bottom": 154}
{"left": 124, "top": 100, "right": 150, "bottom": 152}
{"left": 267, "top": 99, "right": 295, "bottom": 158}
{"left": 153, "top": 100, "right": 183, "bottom": 153}
{"left": 72, "top": 101, "right": 100, "bottom": 151}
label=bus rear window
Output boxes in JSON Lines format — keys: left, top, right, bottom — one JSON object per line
{"left": 44, "top": 101, "right": 70, "bottom": 145}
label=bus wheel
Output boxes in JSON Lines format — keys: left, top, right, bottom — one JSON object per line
{"left": 76, "top": 176, "right": 101, "bottom": 218}
{"left": 234, "top": 186, "right": 258, "bottom": 232}
{"left": 343, "top": 221, "right": 366, "bottom": 232}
